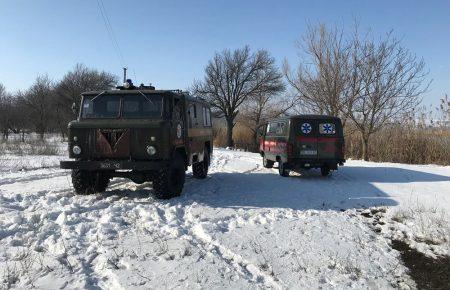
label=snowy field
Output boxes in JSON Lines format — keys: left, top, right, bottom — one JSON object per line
{"left": 0, "top": 148, "right": 449, "bottom": 289}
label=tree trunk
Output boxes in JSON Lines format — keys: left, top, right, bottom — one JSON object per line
{"left": 361, "top": 135, "right": 370, "bottom": 161}
{"left": 39, "top": 131, "right": 45, "bottom": 141}
{"left": 59, "top": 126, "right": 66, "bottom": 141}
{"left": 252, "top": 129, "right": 258, "bottom": 153}
{"left": 226, "top": 117, "right": 234, "bottom": 147}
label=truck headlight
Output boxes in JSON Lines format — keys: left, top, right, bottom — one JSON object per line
{"left": 72, "top": 145, "right": 81, "bottom": 155}
{"left": 146, "top": 145, "right": 156, "bottom": 156}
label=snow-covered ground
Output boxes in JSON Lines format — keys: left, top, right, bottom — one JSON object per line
{"left": 0, "top": 148, "right": 449, "bottom": 289}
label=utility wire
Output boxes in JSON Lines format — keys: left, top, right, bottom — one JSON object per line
{"left": 96, "top": 0, "right": 126, "bottom": 67}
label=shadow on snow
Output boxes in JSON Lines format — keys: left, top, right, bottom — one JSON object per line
{"left": 180, "top": 166, "right": 450, "bottom": 211}
{"left": 98, "top": 165, "right": 450, "bottom": 212}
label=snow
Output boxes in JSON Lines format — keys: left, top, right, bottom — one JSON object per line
{"left": 0, "top": 148, "right": 449, "bottom": 289}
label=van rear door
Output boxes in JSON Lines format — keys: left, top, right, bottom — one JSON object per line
{"left": 317, "top": 120, "right": 343, "bottom": 160}
{"left": 294, "top": 119, "right": 318, "bottom": 159}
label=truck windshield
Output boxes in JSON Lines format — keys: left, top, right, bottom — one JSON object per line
{"left": 81, "top": 94, "right": 163, "bottom": 118}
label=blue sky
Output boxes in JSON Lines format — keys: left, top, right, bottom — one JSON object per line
{"left": 0, "top": 0, "right": 449, "bottom": 107}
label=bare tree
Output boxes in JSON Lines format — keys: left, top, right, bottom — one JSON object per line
{"left": 19, "top": 75, "right": 55, "bottom": 140}
{"left": 0, "top": 85, "right": 31, "bottom": 141}
{"left": 0, "top": 83, "right": 13, "bottom": 139}
{"left": 54, "top": 64, "right": 118, "bottom": 138}
{"left": 194, "top": 46, "right": 285, "bottom": 147}
{"left": 347, "top": 32, "right": 430, "bottom": 160}
{"left": 285, "top": 23, "right": 429, "bottom": 161}
{"left": 239, "top": 92, "right": 294, "bottom": 150}
{"left": 284, "top": 24, "right": 351, "bottom": 121}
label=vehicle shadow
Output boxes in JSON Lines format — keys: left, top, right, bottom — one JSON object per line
{"left": 181, "top": 166, "right": 450, "bottom": 211}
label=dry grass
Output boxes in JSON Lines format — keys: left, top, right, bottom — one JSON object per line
{"left": 345, "top": 124, "right": 449, "bottom": 165}
{"left": 213, "top": 123, "right": 255, "bottom": 150}
{"left": 391, "top": 204, "right": 449, "bottom": 247}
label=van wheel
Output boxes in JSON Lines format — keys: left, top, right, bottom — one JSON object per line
{"left": 153, "top": 152, "right": 186, "bottom": 199}
{"left": 193, "top": 148, "right": 209, "bottom": 179}
{"left": 321, "top": 166, "right": 331, "bottom": 177}
{"left": 263, "top": 156, "right": 274, "bottom": 168}
{"left": 72, "top": 170, "right": 109, "bottom": 195}
{"left": 278, "top": 162, "right": 290, "bottom": 177}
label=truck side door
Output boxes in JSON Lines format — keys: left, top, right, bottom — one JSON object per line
{"left": 187, "top": 103, "right": 200, "bottom": 156}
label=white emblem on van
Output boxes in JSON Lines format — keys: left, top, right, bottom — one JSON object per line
{"left": 320, "top": 123, "right": 335, "bottom": 134}
{"left": 301, "top": 123, "right": 312, "bottom": 134}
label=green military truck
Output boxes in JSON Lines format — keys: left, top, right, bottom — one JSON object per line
{"left": 259, "top": 115, "right": 345, "bottom": 177}
{"left": 60, "top": 80, "right": 213, "bottom": 199}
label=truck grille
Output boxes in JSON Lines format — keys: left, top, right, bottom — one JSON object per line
{"left": 100, "top": 129, "right": 125, "bottom": 149}
{"left": 95, "top": 129, "right": 130, "bottom": 157}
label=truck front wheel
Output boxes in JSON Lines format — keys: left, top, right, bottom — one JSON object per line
{"left": 71, "top": 170, "right": 109, "bottom": 195}
{"left": 153, "top": 152, "right": 186, "bottom": 199}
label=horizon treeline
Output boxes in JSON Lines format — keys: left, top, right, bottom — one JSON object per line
{"left": 1, "top": 23, "right": 449, "bottom": 164}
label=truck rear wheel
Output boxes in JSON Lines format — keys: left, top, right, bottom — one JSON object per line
{"left": 278, "top": 162, "right": 290, "bottom": 177}
{"left": 153, "top": 152, "right": 185, "bottom": 199}
{"left": 193, "top": 148, "right": 209, "bottom": 179}
{"left": 263, "top": 155, "right": 274, "bottom": 168}
{"left": 71, "top": 170, "right": 109, "bottom": 195}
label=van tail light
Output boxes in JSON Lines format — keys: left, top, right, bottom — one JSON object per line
{"left": 287, "top": 143, "right": 293, "bottom": 157}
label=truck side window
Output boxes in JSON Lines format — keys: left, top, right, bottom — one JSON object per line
{"left": 188, "top": 104, "right": 196, "bottom": 127}
{"left": 202, "top": 106, "right": 211, "bottom": 127}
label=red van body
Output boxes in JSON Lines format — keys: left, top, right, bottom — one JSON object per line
{"left": 259, "top": 115, "right": 345, "bottom": 176}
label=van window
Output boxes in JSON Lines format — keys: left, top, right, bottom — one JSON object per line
{"left": 319, "top": 123, "right": 336, "bottom": 135}
{"left": 267, "top": 122, "right": 285, "bottom": 136}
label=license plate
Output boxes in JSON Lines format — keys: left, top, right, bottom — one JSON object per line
{"left": 300, "top": 150, "right": 317, "bottom": 155}
{"left": 100, "top": 162, "right": 121, "bottom": 169}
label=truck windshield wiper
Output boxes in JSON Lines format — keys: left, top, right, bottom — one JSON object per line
{"left": 137, "top": 90, "right": 155, "bottom": 106}
{"left": 90, "top": 91, "right": 106, "bottom": 101}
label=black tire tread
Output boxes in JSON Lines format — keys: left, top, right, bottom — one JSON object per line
{"left": 71, "top": 170, "right": 109, "bottom": 195}
{"left": 153, "top": 152, "right": 185, "bottom": 199}
{"left": 263, "top": 156, "right": 274, "bottom": 168}
{"left": 278, "top": 162, "right": 289, "bottom": 177}
{"left": 321, "top": 166, "right": 331, "bottom": 177}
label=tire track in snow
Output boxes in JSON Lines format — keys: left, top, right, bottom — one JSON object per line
{"left": 0, "top": 170, "right": 68, "bottom": 186}
{"left": 172, "top": 203, "right": 282, "bottom": 289}
{"left": 191, "top": 222, "right": 281, "bottom": 289}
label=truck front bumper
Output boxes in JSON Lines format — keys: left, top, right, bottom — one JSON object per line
{"left": 60, "top": 160, "right": 170, "bottom": 171}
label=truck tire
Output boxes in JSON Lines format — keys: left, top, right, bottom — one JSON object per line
{"left": 278, "top": 162, "right": 290, "bottom": 177}
{"left": 321, "top": 166, "right": 331, "bottom": 177}
{"left": 193, "top": 148, "right": 209, "bottom": 179}
{"left": 71, "top": 170, "right": 109, "bottom": 195}
{"left": 263, "top": 155, "right": 274, "bottom": 168}
{"left": 153, "top": 152, "right": 185, "bottom": 199}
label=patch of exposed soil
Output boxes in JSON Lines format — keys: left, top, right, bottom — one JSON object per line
{"left": 391, "top": 239, "right": 450, "bottom": 290}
